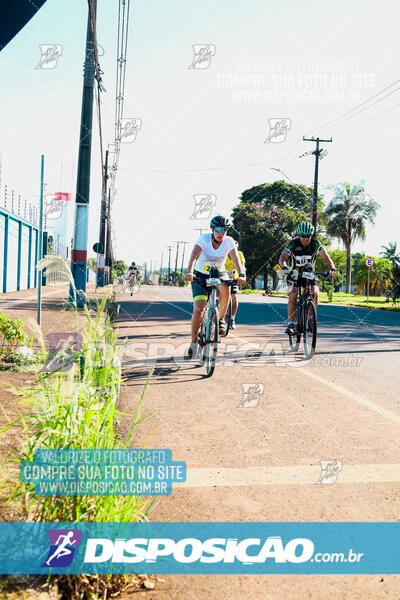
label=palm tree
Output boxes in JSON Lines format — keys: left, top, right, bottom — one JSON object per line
{"left": 354, "top": 257, "right": 392, "bottom": 295}
{"left": 380, "top": 242, "right": 400, "bottom": 266}
{"left": 325, "top": 182, "right": 379, "bottom": 293}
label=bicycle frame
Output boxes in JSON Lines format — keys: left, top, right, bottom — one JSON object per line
{"left": 294, "top": 269, "right": 316, "bottom": 332}
{"left": 288, "top": 268, "right": 329, "bottom": 357}
{"left": 197, "top": 271, "right": 231, "bottom": 376}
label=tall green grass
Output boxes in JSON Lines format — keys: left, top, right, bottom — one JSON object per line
{"left": 0, "top": 257, "right": 156, "bottom": 524}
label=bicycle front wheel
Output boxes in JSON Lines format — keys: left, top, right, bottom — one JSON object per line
{"left": 288, "top": 328, "right": 301, "bottom": 352}
{"left": 198, "top": 317, "right": 206, "bottom": 367}
{"left": 205, "top": 307, "right": 218, "bottom": 377}
{"left": 303, "top": 300, "right": 317, "bottom": 358}
{"left": 223, "top": 297, "right": 232, "bottom": 337}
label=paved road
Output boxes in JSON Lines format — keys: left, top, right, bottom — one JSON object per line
{"left": 115, "top": 285, "right": 400, "bottom": 600}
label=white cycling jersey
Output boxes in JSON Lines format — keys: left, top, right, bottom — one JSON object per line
{"left": 194, "top": 233, "right": 236, "bottom": 274}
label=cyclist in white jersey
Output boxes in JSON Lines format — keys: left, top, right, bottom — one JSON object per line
{"left": 185, "top": 216, "right": 245, "bottom": 358}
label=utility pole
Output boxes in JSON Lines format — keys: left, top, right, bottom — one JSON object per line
{"left": 173, "top": 241, "right": 181, "bottom": 284}
{"left": 105, "top": 189, "right": 112, "bottom": 284}
{"left": 96, "top": 149, "right": 108, "bottom": 287}
{"left": 37, "top": 155, "right": 44, "bottom": 325}
{"left": 194, "top": 228, "right": 207, "bottom": 236}
{"left": 70, "top": 0, "right": 96, "bottom": 305}
{"left": 159, "top": 251, "right": 163, "bottom": 284}
{"left": 302, "top": 136, "right": 332, "bottom": 229}
{"left": 180, "top": 241, "right": 188, "bottom": 273}
{"left": 166, "top": 245, "right": 173, "bottom": 284}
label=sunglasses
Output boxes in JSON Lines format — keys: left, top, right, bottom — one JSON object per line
{"left": 214, "top": 227, "right": 227, "bottom": 233}
{"left": 299, "top": 234, "right": 312, "bottom": 238}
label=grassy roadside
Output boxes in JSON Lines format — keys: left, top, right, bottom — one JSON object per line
{"left": 239, "top": 289, "right": 400, "bottom": 312}
{"left": 0, "top": 259, "right": 158, "bottom": 599}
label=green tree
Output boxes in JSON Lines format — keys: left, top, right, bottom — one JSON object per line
{"left": 380, "top": 242, "right": 400, "bottom": 266}
{"left": 389, "top": 263, "right": 400, "bottom": 303}
{"left": 239, "top": 180, "right": 320, "bottom": 215}
{"left": 232, "top": 202, "right": 306, "bottom": 288}
{"left": 354, "top": 257, "right": 392, "bottom": 295}
{"left": 87, "top": 257, "right": 97, "bottom": 273}
{"left": 113, "top": 259, "right": 127, "bottom": 277}
{"left": 315, "top": 248, "right": 347, "bottom": 290}
{"left": 233, "top": 180, "right": 329, "bottom": 288}
{"left": 171, "top": 271, "right": 189, "bottom": 287}
{"left": 325, "top": 182, "right": 379, "bottom": 293}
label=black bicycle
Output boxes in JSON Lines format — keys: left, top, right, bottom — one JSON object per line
{"left": 197, "top": 268, "right": 231, "bottom": 377}
{"left": 286, "top": 267, "right": 330, "bottom": 358}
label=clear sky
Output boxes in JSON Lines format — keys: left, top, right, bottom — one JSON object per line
{"left": 0, "top": 0, "right": 399, "bottom": 270}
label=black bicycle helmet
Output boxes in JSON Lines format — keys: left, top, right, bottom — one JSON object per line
{"left": 210, "top": 215, "right": 231, "bottom": 229}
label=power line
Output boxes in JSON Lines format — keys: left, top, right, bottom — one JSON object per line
{"left": 334, "top": 101, "right": 400, "bottom": 136}
{"left": 314, "top": 78, "right": 400, "bottom": 133}
{"left": 119, "top": 158, "right": 285, "bottom": 174}
{"left": 327, "top": 85, "right": 400, "bottom": 132}
{"left": 110, "top": 0, "right": 131, "bottom": 189}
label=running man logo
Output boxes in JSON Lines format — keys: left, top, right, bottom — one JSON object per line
{"left": 239, "top": 383, "right": 264, "bottom": 408}
{"left": 42, "top": 333, "right": 83, "bottom": 374}
{"left": 188, "top": 44, "right": 216, "bottom": 69}
{"left": 45, "top": 193, "right": 70, "bottom": 220}
{"left": 36, "top": 45, "right": 63, "bottom": 69}
{"left": 42, "top": 529, "right": 82, "bottom": 567}
{"left": 120, "top": 118, "right": 142, "bottom": 143}
{"left": 316, "top": 460, "right": 342, "bottom": 485}
{"left": 189, "top": 195, "right": 217, "bottom": 219}
{"left": 264, "top": 118, "right": 291, "bottom": 143}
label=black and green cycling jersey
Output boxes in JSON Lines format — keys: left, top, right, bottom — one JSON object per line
{"left": 283, "top": 237, "right": 324, "bottom": 268}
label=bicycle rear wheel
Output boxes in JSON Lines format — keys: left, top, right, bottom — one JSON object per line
{"left": 303, "top": 300, "right": 317, "bottom": 358}
{"left": 205, "top": 307, "right": 218, "bottom": 377}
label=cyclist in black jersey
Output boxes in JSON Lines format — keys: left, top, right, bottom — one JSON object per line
{"left": 279, "top": 221, "right": 336, "bottom": 335}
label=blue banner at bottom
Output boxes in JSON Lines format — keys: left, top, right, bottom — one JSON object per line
{"left": 0, "top": 522, "right": 398, "bottom": 574}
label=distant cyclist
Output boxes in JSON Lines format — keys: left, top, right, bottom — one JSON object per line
{"left": 125, "top": 262, "right": 139, "bottom": 284}
{"left": 279, "top": 221, "right": 336, "bottom": 335}
{"left": 224, "top": 241, "right": 246, "bottom": 330}
{"left": 185, "top": 216, "right": 245, "bottom": 358}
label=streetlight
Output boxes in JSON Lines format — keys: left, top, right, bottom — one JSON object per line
{"left": 270, "top": 167, "right": 313, "bottom": 204}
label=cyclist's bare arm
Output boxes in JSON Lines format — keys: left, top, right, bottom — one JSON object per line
{"left": 185, "top": 244, "right": 202, "bottom": 282}
{"left": 319, "top": 249, "right": 336, "bottom": 276}
{"left": 227, "top": 249, "right": 246, "bottom": 282}
{"left": 279, "top": 250, "right": 290, "bottom": 269}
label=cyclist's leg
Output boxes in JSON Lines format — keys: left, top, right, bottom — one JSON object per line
{"left": 287, "top": 286, "right": 297, "bottom": 322}
{"left": 312, "top": 284, "right": 319, "bottom": 306}
{"left": 191, "top": 278, "right": 208, "bottom": 343}
{"left": 191, "top": 300, "right": 206, "bottom": 342}
{"left": 218, "top": 282, "right": 230, "bottom": 319}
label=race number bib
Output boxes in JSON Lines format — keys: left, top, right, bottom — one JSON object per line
{"left": 203, "top": 261, "right": 220, "bottom": 272}
{"left": 295, "top": 256, "right": 313, "bottom": 267}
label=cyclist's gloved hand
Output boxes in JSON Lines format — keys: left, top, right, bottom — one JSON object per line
{"left": 185, "top": 272, "right": 196, "bottom": 283}
{"left": 329, "top": 268, "right": 337, "bottom": 277}
{"left": 286, "top": 270, "right": 295, "bottom": 285}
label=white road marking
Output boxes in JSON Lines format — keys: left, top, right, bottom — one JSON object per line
{"left": 128, "top": 289, "right": 400, "bottom": 426}
{"left": 290, "top": 365, "right": 400, "bottom": 425}
{"left": 178, "top": 463, "right": 400, "bottom": 487}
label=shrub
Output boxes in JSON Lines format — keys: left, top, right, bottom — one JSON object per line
{"left": 0, "top": 313, "right": 26, "bottom": 357}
